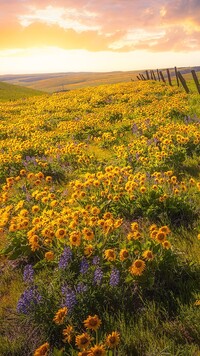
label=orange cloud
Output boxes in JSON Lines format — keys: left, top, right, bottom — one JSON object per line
{"left": 0, "top": 22, "right": 125, "bottom": 52}
{"left": 0, "top": 0, "right": 200, "bottom": 53}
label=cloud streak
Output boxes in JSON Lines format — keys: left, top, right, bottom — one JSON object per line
{"left": 0, "top": 0, "right": 200, "bottom": 52}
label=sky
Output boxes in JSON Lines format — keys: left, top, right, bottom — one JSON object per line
{"left": 0, "top": 0, "right": 200, "bottom": 74}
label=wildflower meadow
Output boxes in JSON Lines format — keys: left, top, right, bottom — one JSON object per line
{"left": 0, "top": 80, "right": 200, "bottom": 355}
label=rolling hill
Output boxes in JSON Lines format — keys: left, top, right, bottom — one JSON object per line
{"left": 0, "top": 81, "right": 45, "bottom": 102}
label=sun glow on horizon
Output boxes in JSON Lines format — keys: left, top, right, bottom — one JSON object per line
{"left": 0, "top": 46, "right": 200, "bottom": 75}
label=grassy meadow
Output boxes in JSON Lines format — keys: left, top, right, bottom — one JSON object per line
{"left": 0, "top": 79, "right": 200, "bottom": 356}
{"left": 0, "top": 82, "right": 44, "bottom": 102}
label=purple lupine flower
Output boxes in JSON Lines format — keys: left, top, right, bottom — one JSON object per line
{"left": 109, "top": 267, "right": 120, "bottom": 287}
{"left": 92, "top": 256, "right": 100, "bottom": 265}
{"left": 80, "top": 257, "right": 89, "bottom": 274}
{"left": 23, "top": 264, "right": 34, "bottom": 283}
{"left": 76, "top": 282, "right": 88, "bottom": 294}
{"left": 62, "top": 285, "right": 77, "bottom": 313}
{"left": 17, "top": 286, "right": 42, "bottom": 314}
{"left": 93, "top": 266, "right": 103, "bottom": 286}
{"left": 58, "top": 246, "right": 72, "bottom": 269}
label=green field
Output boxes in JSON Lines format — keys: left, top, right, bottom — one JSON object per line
{"left": 0, "top": 81, "right": 45, "bottom": 102}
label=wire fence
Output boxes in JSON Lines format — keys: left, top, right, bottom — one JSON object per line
{"left": 136, "top": 66, "right": 200, "bottom": 95}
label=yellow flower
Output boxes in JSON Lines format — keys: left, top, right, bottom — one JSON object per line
{"left": 159, "top": 225, "right": 170, "bottom": 235}
{"left": 103, "top": 212, "right": 113, "bottom": 220}
{"left": 84, "top": 245, "right": 94, "bottom": 257}
{"left": 149, "top": 224, "right": 157, "bottom": 232}
{"left": 162, "top": 240, "right": 171, "bottom": 249}
{"left": 45, "top": 176, "right": 52, "bottom": 183}
{"left": 129, "top": 259, "right": 146, "bottom": 276}
{"left": 69, "top": 231, "right": 81, "bottom": 246}
{"left": 78, "top": 351, "right": 90, "bottom": 356}
{"left": 55, "top": 228, "right": 66, "bottom": 239}
{"left": 45, "top": 251, "right": 54, "bottom": 261}
{"left": 53, "top": 307, "right": 68, "bottom": 325}
{"left": 28, "top": 234, "right": 40, "bottom": 251}
{"left": 32, "top": 205, "right": 40, "bottom": 213}
{"left": 131, "top": 222, "right": 139, "bottom": 231}
{"left": 88, "top": 344, "right": 106, "bottom": 356}
{"left": 34, "top": 342, "right": 49, "bottom": 356}
{"left": 82, "top": 227, "right": 94, "bottom": 241}
{"left": 83, "top": 315, "right": 101, "bottom": 331}
{"left": 140, "top": 186, "right": 146, "bottom": 193}
{"left": 104, "top": 249, "right": 116, "bottom": 261}
{"left": 105, "top": 331, "right": 120, "bottom": 349}
{"left": 63, "top": 325, "right": 74, "bottom": 343}
{"left": 119, "top": 248, "right": 129, "bottom": 261}
{"left": 91, "top": 206, "right": 100, "bottom": 215}
{"left": 20, "top": 169, "right": 26, "bottom": 176}
{"left": 194, "top": 300, "right": 200, "bottom": 306}
{"left": 156, "top": 231, "right": 166, "bottom": 243}
{"left": 75, "top": 333, "right": 91, "bottom": 350}
{"left": 36, "top": 172, "right": 44, "bottom": 179}
{"left": 142, "top": 250, "right": 154, "bottom": 260}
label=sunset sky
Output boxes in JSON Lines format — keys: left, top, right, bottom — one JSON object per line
{"left": 0, "top": 0, "right": 200, "bottom": 74}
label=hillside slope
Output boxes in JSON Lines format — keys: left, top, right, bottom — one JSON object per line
{"left": 0, "top": 81, "right": 45, "bottom": 102}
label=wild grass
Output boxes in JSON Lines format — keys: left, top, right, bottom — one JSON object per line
{"left": 0, "top": 81, "right": 45, "bottom": 102}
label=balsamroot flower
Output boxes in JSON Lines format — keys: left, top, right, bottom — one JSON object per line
{"left": 88, "top": 344, "right": 106, "bottom": 355}
{"left": 75, "top": 333, "right": 91, "bottom": 350}
{"left": 129, "top": 259, "right": 146, "bottom": 276}
{"left": 84, "top": 315, "right": 101, "bottom": 331}
{"left": 104, "top": 248, "right": 116, "bottom": 261}
{"left": 142, "top": 250, "right": 154, "bottom": 260}
{"left": 53, "top": 307, "right": 68, "bottom": 325}
{"left": 119, "top": 248, "right": 129, "bottom": 261}
{"left": 63, "top": 325, "right": 74, "bottom": 343}
{"left": 34, "top": 342, "right": 49, "bottom": 356}
{"left": 105, "top": 331, "right": 120, "bottom": 348}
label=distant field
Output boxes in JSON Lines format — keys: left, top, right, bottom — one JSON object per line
{"left": 0, "top": 66, "right": 199, "bottom": 94}
{"left": 0, "top": 81, "right": 45, "bottom": 102}
{"left": 0, "top": 71, "right": 141, "bottom": 93}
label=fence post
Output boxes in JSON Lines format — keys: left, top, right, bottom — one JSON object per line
{"left": 177, "top": 71, "right": 190, "bottom": 93}
{"left": 159, "top": 71, "right": 166, "bottom": 83}
{"left": 157, "top": 69, "right": 160, "bottom": 81}
{"left": 175, "top": 66, "right": 179, "bottom": 86}
{"left": 191, "top": 70, "right": 200, "bottom": 94}
{"left": 136, "top": 75, "right": 141, "bottom": 80}
{"left": 166, "top": 69, "right": 172, "bottom": 86}
{"left": 152, "top": 70, "right": 156, "bottom": 81}
{"left": 146, "top": 70, "right": 150, "bottom": 80}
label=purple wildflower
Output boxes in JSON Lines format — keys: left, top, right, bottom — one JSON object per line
{"left": 58, "top": 246, "right": 72, "bottom": 269}
{"left": 17, "top": 286, "right": 41, "bottom": 314}
{"left": 109, "top": 267, "right": 120, "bottom": 287}
{"left": 93, "top": 266, "right": 103, "bottom": 286}
{"left": 23, "top": 264, "right": 34, "bottom": 283}
{"left": 76, "top": 282, "right": 88, "bottom": 294}
{"left": 80, "top": 257, "right": 89, "bottom": 274}
{"left": 92, "top": 256, "right": 100, "bottom": 265}
{"left": 62, "top": 285, "right": 77, "bottom": 313}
